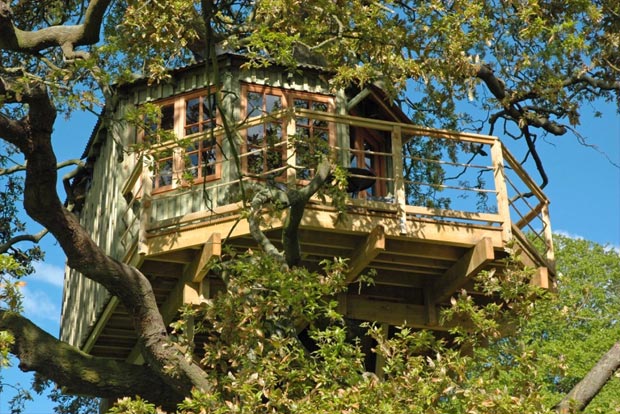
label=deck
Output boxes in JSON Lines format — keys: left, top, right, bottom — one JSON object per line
{"left": 78, "top": 111, "right": 554, "bottom": 360}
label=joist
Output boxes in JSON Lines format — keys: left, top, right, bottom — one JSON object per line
{"left": 428, "top": 237, "right": 495, "bottom": 305}
{"left": 192, "top": 232, "right": 222, "bottom": 282}
{"left": 345, "top": 225, "right": 385, "bottom": 283}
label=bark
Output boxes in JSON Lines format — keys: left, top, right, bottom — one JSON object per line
{"left": 0, "top": 28, "right": 212, "bottom": 401}
{"left": 16, "top": 88, "right": 212, "bottom": 396}
{"left": 555, "top": 342, "right": 620, "bottom": 413}
{"left": 0, "top": 0, "right": 111, "bottom": 59}
{"left": 0, "top": 310, "right": 183, "bottom": 410}
{"left": 247, "top": 158, "right": 332, "bottom": 268}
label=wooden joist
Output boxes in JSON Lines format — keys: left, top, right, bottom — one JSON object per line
{"left": 428, "top": 237, "right": 495, "bottom": 306}
{"left": 345, "top": 225, "right": 386, "bottom": 283}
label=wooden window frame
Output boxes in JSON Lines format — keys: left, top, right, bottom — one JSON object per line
{"left": 240, "top": 83, "right": 336, "bottom": 182}
{"left": 138, "top": 89, "right": 222, "bottom": 194}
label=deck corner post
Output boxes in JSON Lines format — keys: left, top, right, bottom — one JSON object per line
{"left": 391, "top": 126, "right": 407, "bottom": 234}
{"left": 138, "top": 155, "right": 154, "bottom": 256}
{"left": 490, "top": 140, "right": 512, "bottom": 244}
{"left": 541, "top": 202, "right": 555, "bottom": 271}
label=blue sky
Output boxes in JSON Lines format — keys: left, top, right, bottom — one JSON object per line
{"left": 1, "top": 98, "right": 618, "bottom": 413}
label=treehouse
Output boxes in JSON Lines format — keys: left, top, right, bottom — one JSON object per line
{"left": 60, "top": 54, "right": 555, "bottom": 367}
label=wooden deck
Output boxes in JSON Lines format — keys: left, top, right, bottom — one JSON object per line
{"left": 76, "top": 111, "right": 555, "bottom": 361}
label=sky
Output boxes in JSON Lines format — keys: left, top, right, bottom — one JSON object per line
{"left": 0, "top": 97, "right": 619, "bottom": 413}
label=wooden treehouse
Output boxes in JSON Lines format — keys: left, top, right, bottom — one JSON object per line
{"left": 60, "top": 54, "right": 555, "bottom": 365}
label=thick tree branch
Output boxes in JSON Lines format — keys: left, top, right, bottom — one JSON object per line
{"left": 556, "top": 342, "right": 620, "bottom": 413}
{"left": 0, "top": 76, "right": 212, "bottom": 396}
{"left": 0, "top": 0, "right": 111, "bottom": 59}
{"left": 475, "top": 64, "right": 567, "bottom": 136}
{"left": 283, "top": 158, "right": 332, "bottom": 267}
{"left": 0, "top": 310, "right": 183, "bottom": 409}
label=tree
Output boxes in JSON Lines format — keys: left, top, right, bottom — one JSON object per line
{"left": 0, "top": 0, "right": 618, "bottom": 412}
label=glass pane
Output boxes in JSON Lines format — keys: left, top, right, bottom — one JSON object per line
{"left": 157, "top": 159, "right": 173, "bottom": 187}
{"left": 313, "top": 118, "right": 328, "bottom": 128}
{"left": 201, "top": 147, "right": 216, "bottom": 176}
{"left": 265, "top": 94, "right": 282, "bottom": 113}
{"left": 312, "top": 102, "right": 328, "bottom": 112}
{"left": 161, "top": 104, "right": 174, "bottom": 131}
{"left": 247, "top": 92, "right": 263, "bottom": 117}
{"left": 248, "top": 153, "right": 264, "bottom": 174}
{"left": 203, "top": 95, "right": 216, "bottom": 121}
{"left": 186, "top": 98, "right": 200, "bottom": 125}
{"left": 315, "top": 130, "right": 329, "bottom": 142}
{"left": 247, "top": 125, "right": 264, "bottom": 147}
{"left": 265, "top": 123, "right": 282, "bottom": 140}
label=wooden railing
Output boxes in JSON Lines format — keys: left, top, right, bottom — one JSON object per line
{"left": 119, "top": 109, "right": 554, "bottom": 266}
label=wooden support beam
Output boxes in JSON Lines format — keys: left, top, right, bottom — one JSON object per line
{"left": 428, "top": 237, "right": 495, "bottom": 305}
{"left": 344, "top": 295, "right": 469, "bottom": 331}
{"left": 345, "top": 225, "right": 386, "bottom": 283}
{"left": 192, "top": 233, "right": 221, "bottom": 282}
{"left": 82, "top": 297, "right": 119, "bottom": 353}
{"left": 530, "top": 266, "right": 549, "bottom": 289}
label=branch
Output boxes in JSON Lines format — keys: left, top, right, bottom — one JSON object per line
{"left": 248, "top": 186, "right": 288, "bottom": 266}
{"left": 555, "top": 342, "right": 620, "bottom": 413}
{"left": 282, "top": 158, "right": 332, "bottom": 267}
{"left": 0, "top": 0, "right": 111, "bottom": 59}
{"left": 0, "top": 158, "right": 84, "bottom": 176}
{"left": 0, "top": 228, "right": 48, "bottom": 255}
{"left": 475, "top": 64, "right": 567, "bottom": 136}
{"left": 0, "top": 310, "right": 183, "bottom": 410}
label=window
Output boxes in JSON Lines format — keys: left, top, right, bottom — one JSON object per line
{"left": 244, "top": 90, "right": 285, "bottom": 176}
{"left": 141, "top": 90, "right": 221, "bottom": 192}
{"left": 241, "top": 84, "right": 334, "bottom": 180}
{"left": 293, "top": 98, "right": 330, "bottom": 180}
{"left": 349, "top": 128, "right": 388, "bottom": 197}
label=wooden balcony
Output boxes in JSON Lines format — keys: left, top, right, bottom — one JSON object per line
{"left": 79, "top": 111, "right": 554, "bottom": 360}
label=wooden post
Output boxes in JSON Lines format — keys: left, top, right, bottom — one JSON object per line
{"left": 286, "top": 112, "right": 297, "bottom": 186}
{"left": 490, "top": 140, "right": 512, "bottom": 244}
{"left": 391, "top": 126, "right": 407, "bottom": 234}
{"left": 541, "top": 202, "right": 555, "bottom": 272}
{"left": 172, "top": 146, "right": 185, "bottom": 188}
{"left": 138, "top": 155, "right": 153, "bottom": 255}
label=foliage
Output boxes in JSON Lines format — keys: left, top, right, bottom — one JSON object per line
{"left": 522, "top": 235, "right": 620, "bottom": 413}
{"left": 0, "top": 0, "right": 619, "bottom": 413}
{"left": 105, "top": 251, "right": 558, "bottom": 414}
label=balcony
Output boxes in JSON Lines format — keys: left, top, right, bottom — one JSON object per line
{"left": 78, "top": 109, "right": 554, "bottom": 360}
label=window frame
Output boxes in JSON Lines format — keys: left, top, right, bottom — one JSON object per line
{"left": 240, "top": 83, "right": 336, "bottom": 181}
{"left": 138, "top": 89, "right": 222, "bottom": 194}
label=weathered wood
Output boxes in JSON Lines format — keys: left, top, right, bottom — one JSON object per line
{"left": 138, "top": 156, "right": 154, "bottom": 255}
{"left": 531, "top": 267, "right": 549, "bottom": 289}
{"left": 192, "top": 233, "right": 222, "bottom": 282}
{"left": 490, "top": 141, "right": 512, "bottom": 244}
{"left": 82, "top": 297, "right": 119, "bottom": 353}
{"left": 428, "top": 237, "right": 495, "bottom": 305}
{"left": 345, "top": 225, "right": 386, "bottom": 283}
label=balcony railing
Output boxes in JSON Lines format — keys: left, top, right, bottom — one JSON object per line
{"left": 119, "top": 109, "right": 554, "bottom": 268}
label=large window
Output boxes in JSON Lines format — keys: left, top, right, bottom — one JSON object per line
{"left": 141, "top": 90, "right": 220, "bottom": 192}
{"left": 241, "top": 84, "right": 334, "bottom": 180}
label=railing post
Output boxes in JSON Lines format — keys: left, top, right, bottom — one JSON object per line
{"left": 172, "top": 146, "right": 185, "bottom": 188}
{"left": 138, "top": 154, "right": 153, "bottom": 256}
{"left": 541, "top": 202, "right": 555, "bottom": 271}
{"left": 286, "top": 111, "right": 297, "bottom": 186}
{"left": 391, "top": 126, "right": 407, "bottom": 234}
{"left": 490, "top": 140, "right": 512, "bottom": 243}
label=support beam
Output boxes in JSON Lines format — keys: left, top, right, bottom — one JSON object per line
{"left": 530, "top": 266, "right": 549, "bottom": 289}
{"left": 428, "top": 237, "right": 495, "bottom": 305}
{"left": 192, "top": 233, "right": 221, "bottom": 282}
{"left": 345, "top": 225, "right": 385, "bottom": 283}
{"left": 345, "top": 295, "right": 471, "bottom": 331}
